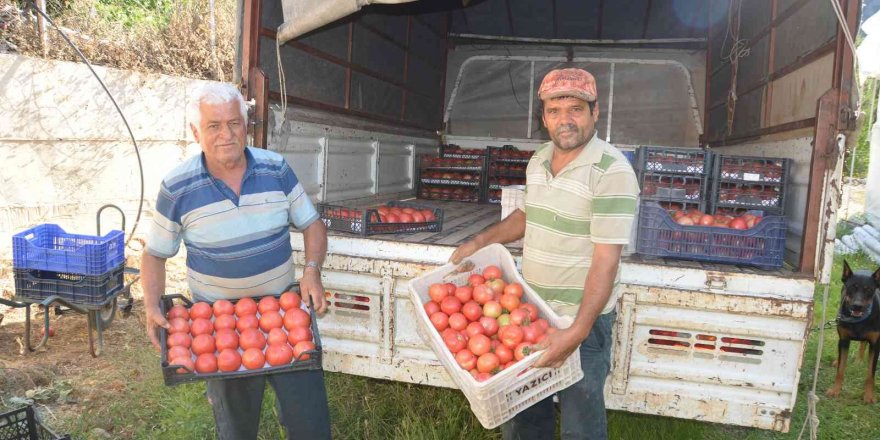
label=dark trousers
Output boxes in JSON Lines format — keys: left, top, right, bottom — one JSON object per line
{"left": 502, "top": 311, "right": 616, "bottom": 440}
{"left": 206, "top": 369, "right": 331, "bottom": 440}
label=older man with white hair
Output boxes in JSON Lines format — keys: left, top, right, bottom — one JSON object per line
{"left": 141, "top": 83, "right": 331, "bottom": 439}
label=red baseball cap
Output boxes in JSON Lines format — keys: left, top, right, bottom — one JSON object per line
{"left": 538, "top": 68, "right": 598, "bottom": 102}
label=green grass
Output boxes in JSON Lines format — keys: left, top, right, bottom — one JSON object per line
{"left": 52, "top": 253, "right": 880, "bottom": 439}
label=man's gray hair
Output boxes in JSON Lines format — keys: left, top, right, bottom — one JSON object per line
{"left": 187, "top": 83, "right": 248, "bottom": 129}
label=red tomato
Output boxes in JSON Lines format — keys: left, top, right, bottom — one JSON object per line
{"left": 195, "top": 353, "right": 218, "bottom": 373}
{"left": 279, "top": 291, "right": 302, "bottom": 311}
{"left": 483, "top": 301, "right": 502, "bottom": 318}
{"left": 428, "top": 283, "right": 448, "bottom": 303}
{"left": 462, "top": 301, "right": 483, "bottom": 322}
{"left": 468, "top": 274, "right": 486, "bottom": 286}
{"left": 170, "top": 356, "right": 195, "bottom": 374}
{"left": 424, "top": 301, "right": 441, "bottom": 316}
{"left": 482, "top": 265, "right": 502, "bottom": 280}
{"left": 753, "top": 216, "right": 763, "bottom": 226}
{"left": 258, "top": 296, "right": 281, "bottom": 315}
{"left": 533, "top": 318, "right": 550, "bottom": 333}
{"left": 503, "top": 283, "right": 524, "bottom": 298}
{"left": 499, "top": 294, "right": 521, "bottom": 313}
{"left": 448, "top": 313, "right": 468, "bottom": 331}
{"left": 385, "top": 213, "right": 400, "bottom": 223}
{"left": 287, "top": 326, "right": 313, "bottom": 345}
{"left": 455, "top": 349, "right": 477, "bottom": 370}
{"left": 444, "top": 330, "right": 467, "bottom": 353}
{"left": 500, "top": 325, "right": 524, "bottom": 349}
{"left": 167, "top": 332, "right": 192, "bottom": 349}
{"left": 190, "top": 318, "right": 214, "bottom": 337}
{"left": 444, "top": 283, "right": 457, "bottom": 295}
{"left": 215, "top": 329, "right": 239, "bottom": 351}
{"left": 235, "top": 297, "right": 258, "bottom": 317}
{"left": 259, "top": 311, "right": 284, "bottom": 333}
{"left": 497, "top": 313, "right": 511, "bottom": 327}
{"left": 466, "top": 321, "right": 485, "bottom": 338}
{"left": 420, "top": 209, "right": 435, "bottom": 221}
{"left": 475, "top": 372, "right": 492, "bottom": 382}
{"left": 477, "top": 352, "right": 500, "bottom": 374}
{"left": 236, "top": 314, "right": 259, "bottom": 332}
{"left": 486, "top": 278, "right": 507, "bottom": 296}
{"left": 440, "top": 296, "right": 462, "bottom": 315}
{"left": 168, "top": 318, "right": 190, "bottom": 334}
{"left": 241, "top": 347, "right": 266, "bottom": 370}
{"left": 266, "top": 343, "right": 294, "bottom": 366}
{"left": 190, "top": 302, "right": 213, "bottom": 320}
{"left": 167, "top": 305, "right": 189, "bottom": 321}
{"left": 522, "top": 324, "right": 543, "bottom": 343}
{"left": 239, "top": 328, "right": 266, "bottom": 350}
{"left": 454, "top": 286, "right": 473, "bottom": 303}
{"left": 468, "top": 334, "right": 491, "bottom": 356}
{"left": 472, "top": 285, "right": 494, "bottom": 305}
{"left": 191, "top": 334, "right": 215, "bottom": 355}
{"left": 217, "top": 349, "right": 242, "bottom": 372}
{"left": 213, "top": 314, "right": 236, "bottom": 331}
{"left": 676, "top": 216, "right": 695, "bottom": 226}
{"left": 514, "top": 342, "right": 534, "bottom": 361}
{"left": 293, "top": 341, "right": 316, "bottom": 360}
{"left": 212, "top": 300, "right": 235, "bottom": 316}
{"left": 730, "top": 217, "right": 748, "bottom": 230}
{"left": 510, "top": 308, "right": 530, "bottom": 326}
{"left": 430, "top": 312, "right": 449, "bottom": 331}
{"left": 699, "top": 214, "right": 715, "bottom": 226}
{"left": 494, "top": 344, "right": 513, "bottom": 364}
{"left": 521, "top": 303, "right": 539, "bottom": 321}
{"left": 479, "top": 316, "right": 499, "bottom": 337}
{"left": 168, "top": 345, "right": 191, "bottom": 360}
{"left": 283, "top": 308, "right": 311, "bottom": 330}
{"left": 267, "top": 328, "right": 288, "bottom": 346}
{"left": 411, "top": 212, "right": 426, "bottom": 222}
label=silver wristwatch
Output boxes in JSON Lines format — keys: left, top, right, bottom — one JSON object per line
{"left": 304, "top": 261, "right": 321, "bottom": 273}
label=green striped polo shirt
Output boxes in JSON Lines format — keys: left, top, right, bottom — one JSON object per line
{"left": 522, "top": 133, "right": 639, "bottom": 316}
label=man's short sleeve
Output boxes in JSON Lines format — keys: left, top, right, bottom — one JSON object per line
{"left": 280, "top": 161, "right": 320, "bottom": 229}
{"left": 146, "top": 182, "right": 183, "bottom": 258}
{"left": 591, "top": 160, "right": 640, "bottom": 245}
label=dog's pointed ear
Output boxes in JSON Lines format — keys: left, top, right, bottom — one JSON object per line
{"left": 842, "top": 260, "right": 853, "bottom": 282}
{"left": 873, "top": 266, "right": 880, "bottom": 285}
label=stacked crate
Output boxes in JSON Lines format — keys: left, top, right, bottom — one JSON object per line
{"left": 710, "top": 155, "right": 790, "bottom": 216}
{"left": 635, "top": 147, "right": 711, "bottom": 213}
{"left": 485, "top": 146, "right": 532, "bottom": 204}
{"left": 416, "top": 151, "right": 486, "bottom": 203}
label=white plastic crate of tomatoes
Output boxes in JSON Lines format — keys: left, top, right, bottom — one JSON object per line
{"left": 408, "top": 243, "right": 583, "bottom": 429}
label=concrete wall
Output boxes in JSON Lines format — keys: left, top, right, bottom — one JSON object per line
{"left": 0, "top": 54, "right": 211, "bottom": 263}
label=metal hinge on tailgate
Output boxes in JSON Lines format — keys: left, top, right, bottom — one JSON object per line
{"left": 705, "top": 273, "right": 727, "bottom": 291}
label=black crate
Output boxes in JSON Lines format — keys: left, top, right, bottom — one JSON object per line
{"left": 418, "top": 155, "right": 484, "bottom": 172}
{"left": 636, "top": 202, "right": 786, "bottom": 270}
{"left": 0, "top": 406, "right": 70, "bottom": 440}
{"left": 636, "top": 146, "right": 711, "bottom": 175}
{"left": 486, "top": 145, "right": 533, "bottom": 163}
{"left": 160, "top": 288, "right": 323, "bottom": 386}
{"left": 710, "top": 182, "right": 786, "bottom": 215}
{"left": 639, "top": 172, "right": 708, "bottom": 204}
{"left": 712, "top": 154, "right": 791, "bottom": 184}
{"left": 13, "top": 264, "right": 124, "bottom": 306}
{"left": 319, "top": 201, "right": 444, "bottom": 235}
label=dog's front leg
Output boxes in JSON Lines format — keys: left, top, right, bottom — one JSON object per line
{"left": 864, "top": 339, "right": 879, "bottom": 404}
{"left": 827, "top": 338, "right": 851, "bottom": 398}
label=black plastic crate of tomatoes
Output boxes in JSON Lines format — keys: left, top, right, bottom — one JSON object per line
{"left": 318, "top": 201, "right": 443, "bottom": 235}
{"left": 159, "top": 290, "right": 322, "bottom": 386}
{"left": 0, "top": 405, "right": 70, "bottom": 440}
{"left": 13, "top": 264, "right": 124, "bottom": 306}
{"left": 487, "top": 145, "right": 533, "bottom": 163}
{"left": 710, "top": 182, "right": 786, "bottom": 215}
{"left": 419, "top": 154, "right": 484, "bottom": 171}
{"left": 712, "top": 154, "right": 790, "bottom": 183}
{"left": 417, "top": 185, "right": 482, "bottom": 203}
{"left": 636, "top": 202, "right": 786, "bottom": 270}
{"left": 636, "top": 146, "right": 711, "bottom": 175}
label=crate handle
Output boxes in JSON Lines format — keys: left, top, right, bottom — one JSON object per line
{"left": 96, "top": 204, "right": 125, "bottom": 236}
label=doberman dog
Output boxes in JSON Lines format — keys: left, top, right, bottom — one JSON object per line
{"left": 826, "top": 260, "right": 880, "bottom": 403}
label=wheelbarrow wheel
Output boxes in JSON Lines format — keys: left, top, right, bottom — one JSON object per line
{"left": 99, "top": 297, "right": 117, "bottom": 328}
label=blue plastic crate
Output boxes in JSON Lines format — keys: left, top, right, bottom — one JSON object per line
{"left": 636, "top": 202, "right": 786, "bottom": 270}
{"left": 13, "top": 264, "right": 124, "bottom": 306}
{"left": 12, "top": 224, "right": 124, "bottom": 276}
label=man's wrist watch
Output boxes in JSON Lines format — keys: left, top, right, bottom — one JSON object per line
{"left": 304, "top": 261, "right": 321, "bottom": 274}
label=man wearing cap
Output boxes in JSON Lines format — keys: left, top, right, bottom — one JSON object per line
{"left": 450, "top": 68, "right": 639, "bottom": 439}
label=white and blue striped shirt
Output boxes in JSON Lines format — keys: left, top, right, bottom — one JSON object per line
{"left": 146, "top": 147, "right": 318, "bottom": 301}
